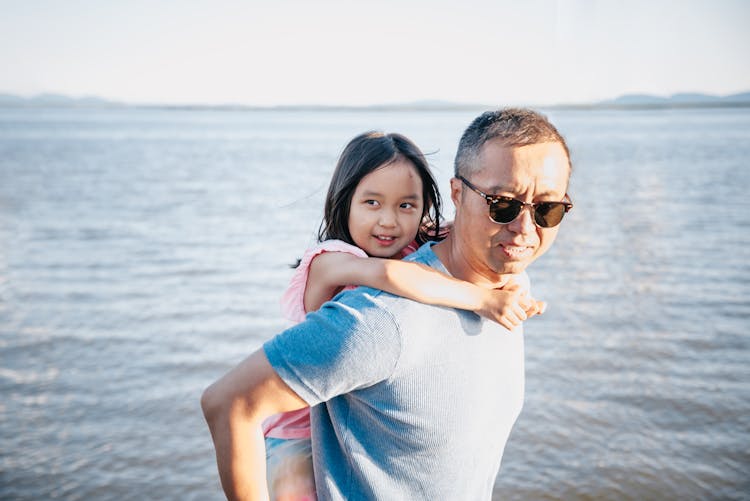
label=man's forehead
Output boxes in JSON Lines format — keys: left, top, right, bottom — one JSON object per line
{"left": 476, "top": 140, "right": 570, "bottom": 192}
{"left": 478, "top": 140, "right": 569, "bottom": 168}
{"left": 479, "top": 139, "right": 567, "bottom": 161}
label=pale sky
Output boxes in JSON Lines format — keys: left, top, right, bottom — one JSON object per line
{"left": 1, "top": 0, "right": 748, "bottom": 106}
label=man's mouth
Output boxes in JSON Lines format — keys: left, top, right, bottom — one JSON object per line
{"left": 499, "top": 244, "right": 533, "bottom": 259}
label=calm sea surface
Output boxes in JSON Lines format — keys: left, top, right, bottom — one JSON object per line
{"left": 1, "top": 106, "right": 748, "bottom": 500}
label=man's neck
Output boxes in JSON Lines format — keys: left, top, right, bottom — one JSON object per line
{"left": 432, "top": 236, "right": 513, "bottom": 289}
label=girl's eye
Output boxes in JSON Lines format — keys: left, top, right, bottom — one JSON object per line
{"left": 400, "top": 202, "right": 418, "bottom": 210}
{"left": 365, "top": 200, "right": 379, "bottom": 207}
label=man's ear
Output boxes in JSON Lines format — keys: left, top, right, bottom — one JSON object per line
{"left": 449, "top": 177, "right": 463, "bottom": 212}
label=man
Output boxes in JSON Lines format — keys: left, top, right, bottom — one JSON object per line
{"left": 202, "top": 108, "right": 573, "bottom": 500}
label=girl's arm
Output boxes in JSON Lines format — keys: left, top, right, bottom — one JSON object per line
{"left": 304, "top": 252, "right": 543, "bottom": 330}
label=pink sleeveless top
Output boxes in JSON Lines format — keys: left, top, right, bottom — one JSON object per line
{"left": 262, "top": 240, "right": 368, "bottom": 439}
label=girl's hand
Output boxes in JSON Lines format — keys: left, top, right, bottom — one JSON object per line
{"left": 476, "top": 278, "right": 546, "bottom": 331}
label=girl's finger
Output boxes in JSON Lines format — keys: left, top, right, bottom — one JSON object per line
{"left": 500, "top": 318, "right": 514, "bottom": 330}
{"left": 518, "top": 295, "right": 533, "bottom": 311}
{"left": 512, "top": 303, "right": 528, "bottom": 322}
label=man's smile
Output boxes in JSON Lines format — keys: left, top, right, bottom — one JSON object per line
{"left": 498, "top": 243, "right": 534, "bottom": 259}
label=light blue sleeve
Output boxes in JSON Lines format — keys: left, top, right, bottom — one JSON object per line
{"left": 263, "top": 288, "right": 402, "bottom": 406}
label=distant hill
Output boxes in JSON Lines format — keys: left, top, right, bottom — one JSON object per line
{"left": 0, "top": 93, "right": 121, "bottom": 108}
{"left": 725, "top": 91, "right": 750, "bottom": 102}
{"left": 0, "top": 94, "right": 491, "bottom": 111}
{"left": 598, "top": 92, "right": 750, "bottom": 108}
{"left": 363, "top": 99, "right": 488, "bottom": 111}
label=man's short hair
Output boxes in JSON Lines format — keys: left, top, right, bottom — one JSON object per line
{"left": 454, "top": 108, "right": 571, "bottom": 177}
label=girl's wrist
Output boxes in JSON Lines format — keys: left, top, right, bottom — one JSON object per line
{"left": 473, "top": 286, "right": 492, "bottom": 312}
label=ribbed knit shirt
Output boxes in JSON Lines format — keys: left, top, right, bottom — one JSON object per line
{"left": 264, "top": 242, "right": 525, "bottom": 500}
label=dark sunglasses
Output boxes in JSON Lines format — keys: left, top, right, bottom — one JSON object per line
{"left": 458, "top": 176, "right": 573, "bottom": 228}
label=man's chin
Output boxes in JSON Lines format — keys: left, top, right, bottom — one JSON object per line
{"left": 493, "top": 259, "right": 530, "bottom": 276}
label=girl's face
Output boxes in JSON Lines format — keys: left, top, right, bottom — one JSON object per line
{"left": 348, "top": 159, "right": 424, "bottom": 258}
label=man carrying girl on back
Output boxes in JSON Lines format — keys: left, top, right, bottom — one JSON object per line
{"left": 208, "top": 128, "right": 547, "bottom": 500}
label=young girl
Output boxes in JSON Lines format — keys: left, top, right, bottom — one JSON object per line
{"left": 264, "top": 131, "right": 543, "bottom": 500}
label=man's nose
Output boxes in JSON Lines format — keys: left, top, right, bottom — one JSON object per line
{"left": 507, "top": 206, "right": 536, "bottom": 234}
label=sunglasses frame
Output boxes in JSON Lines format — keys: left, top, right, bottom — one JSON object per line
{"left": 458, "top": 175, "right": 573, "bottom": 228}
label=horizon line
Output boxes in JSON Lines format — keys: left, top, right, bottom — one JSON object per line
{"left": 1, "top": 90, "right": 750, "bottom": 111}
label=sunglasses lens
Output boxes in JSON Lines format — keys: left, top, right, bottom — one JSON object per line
{"left": 489, "top": 199, "right": 522, "bottom": 224}
{"left": 534, "top": 202, "right": 566, "bottom": 228}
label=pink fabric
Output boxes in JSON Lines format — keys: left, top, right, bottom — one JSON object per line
{"left": 279, "top": 240, "right": 368, "bottom": 323}
{"left": 397, "top": 240, "right": 419, "bottom": 259}
{"left": 264, "top": 240, "right": 368, "bottom": 439}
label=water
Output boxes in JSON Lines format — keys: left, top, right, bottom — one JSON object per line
{"left": 1, "top": 106, "right": 748, "bottom": 500}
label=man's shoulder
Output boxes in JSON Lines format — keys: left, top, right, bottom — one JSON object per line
{"left": 403, "top": 241, "right": 443, "bottom": 268}
{"left": 335, "top": 242, "right": 444, "bottom": 308}
{"left": 313, "top": 285, "right": 402, "bottom": 338}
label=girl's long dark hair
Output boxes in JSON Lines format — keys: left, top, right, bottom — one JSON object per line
{"left": 318, "top": 131, "right": 443, "bottom": 248}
